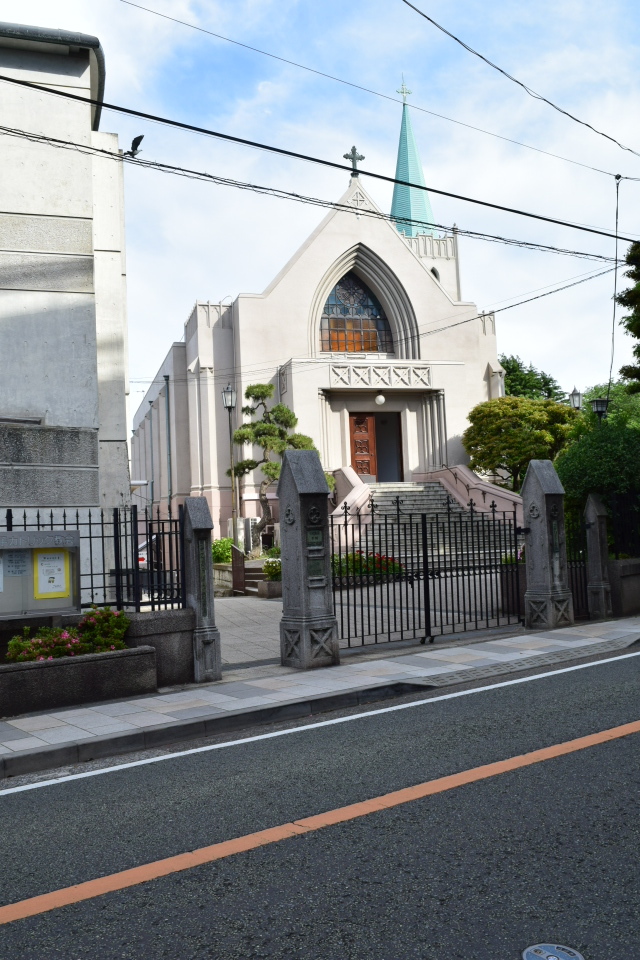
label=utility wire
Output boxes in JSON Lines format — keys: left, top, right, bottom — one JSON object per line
{"left": 607, "top": 177, "right": 622, "bottom": 403}
{"left": 129, "top": 265, "right": 617, "bottom": 390}
{"left": 0, "top": 122, "right": 619, "bottom": 264}
{"left": 117, "top": 0, "right": 619, "bottom": 179}
{"left": 401, "top": 0, "right": 640, "bottom": 161}
{"left": 0, "top": 71, "right": 636, "bottom": 246}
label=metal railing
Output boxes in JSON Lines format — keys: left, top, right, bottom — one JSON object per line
{"left": 330, "top": 497, "right": 523, "bottom": 647}
{"left": 0, "top": 505, "right": 186, "bottom": 612}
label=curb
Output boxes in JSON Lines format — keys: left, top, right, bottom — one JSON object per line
{"left": 0, "top": 680, "right": 433, "bottom": 780}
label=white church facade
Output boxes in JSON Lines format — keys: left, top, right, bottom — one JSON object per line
{"left": 131, "top": 95, "right": 505, "bottom": 535}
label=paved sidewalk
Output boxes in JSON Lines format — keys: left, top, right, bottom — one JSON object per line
{"left": 1, "top": 617, "right": 639, "bottom": 779}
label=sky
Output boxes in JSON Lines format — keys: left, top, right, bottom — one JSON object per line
{"left": 4, "top": 0, "right": 640, "bottom": 423}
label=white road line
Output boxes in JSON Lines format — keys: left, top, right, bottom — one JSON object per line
{"left": 1, "top": 649, "right": 639, "bottom": 797}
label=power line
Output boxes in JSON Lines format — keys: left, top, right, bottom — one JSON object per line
{"left": 117, "top": 0, "right": 619, "bottom": 180}
{"left": 129, "top": 264, "right": 617, "bottom": 392}
{"left": 0, "top": 122, "right": 619, "bottom": 264}
{"left": 401, "top": 0, "right": 640, "bottom": 161}
{"left": 607, "top": 177, "right": 622, "bottom": 402}
{"left": 0, "top": 71, "right": 636, "bottom": 246}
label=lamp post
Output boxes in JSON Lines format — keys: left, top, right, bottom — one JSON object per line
{"left": 590, "top": 396, "right": 610, "bottom": 422}
{"left": 569, "top": 386, "right": 582, "bottom": 411}
{"left": 222, "top": 383, "right": 238, "bottom": 547}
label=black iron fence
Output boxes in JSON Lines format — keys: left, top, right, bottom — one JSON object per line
{"left": 1, "top": 505, "right": 185, "bottom": 612}
{"left": 565, "top": 516, "right": 589, "bottom": 620}
{"left": 330, "top": 499, "right": 524, "bottom": 647}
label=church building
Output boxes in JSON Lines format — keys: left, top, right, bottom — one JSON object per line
{"left": 131, "top": 89, "right": 505, "bottom": 533}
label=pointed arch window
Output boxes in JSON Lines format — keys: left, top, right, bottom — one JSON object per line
{"left": 320, "top": 272, "right": 394, "bottom": 353}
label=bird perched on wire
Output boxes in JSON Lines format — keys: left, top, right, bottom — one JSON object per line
{"left": 123, "top": 135, "right": 144, "bottom": 158}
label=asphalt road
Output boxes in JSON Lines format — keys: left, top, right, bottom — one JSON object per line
{"left": 1, "top": 653, "right": 639, "bottom": 959}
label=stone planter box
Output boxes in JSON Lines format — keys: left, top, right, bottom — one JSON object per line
{"left": 213, "top": 563, "right": 233, "bottom": 597}
{"left": 500, "top": 563, "right": 526, "bottom": 616}
{"left": 257, "top": 580, "right": 282, "bottom": 599}
{"left": 0, "top": 646, "right": 157, "bottom": 719}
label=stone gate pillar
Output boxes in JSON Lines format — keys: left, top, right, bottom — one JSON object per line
{"left": 585, "top": 493, "right": 613, "bottom": 620}
{"left": 183, "top": 497, "right": 222, "bottom": 682}
{"left": 521, "top": 460, "right": 574, "bottom": 630}
{"left": 277, "top": 450, "right": 340, "bottom": 669}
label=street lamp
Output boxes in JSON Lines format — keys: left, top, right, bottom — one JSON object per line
{"left": 569, "top": 386, "right": 582, "bottom": 410}
{"left": 222, "top": 383, "right": 239, "bottom": 547}
{"left": 590, "top": 396, "right": 610, "bottom": 422}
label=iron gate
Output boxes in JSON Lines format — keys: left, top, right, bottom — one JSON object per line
{"left": 330, "top": 499, "right": 524, "bottom": 647}
{"left": 565, "top": 516, "right": 589, "bottom": 620}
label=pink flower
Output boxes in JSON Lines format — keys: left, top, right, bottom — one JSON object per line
{"left": 47, "top": 656, "right": 53, "bottom": 661}
{"left": 61, "top": 631, "right": 70, "bottom": 640}
{"left": 110, "top": 645, "right": 115, "bottom": 650}
{"left": 37, "top": 656, "right": 44, "bottom": 661}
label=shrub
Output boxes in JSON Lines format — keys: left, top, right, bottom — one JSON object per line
{"left": 212, "top": 538, "right": 234, "bottom": 563}
{"left": 265, "top": 544, "right": 281, "bottom": 558}
{"left": 5, "top": 607, "right": 130, "bottom": 663}
{"left": 331, "top": 551, "right": 404, "bottom": 578}
{"left": 263, "top": 558, "right": 282, "bottom": 582}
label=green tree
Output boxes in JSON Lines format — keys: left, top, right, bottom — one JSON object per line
{"left": 499, "top": 354, "right": 566, "bottom": 401}
{"left": 616, "top": 241, "right": 640, "bottom": 392}
{"left": 555, "top": 380, "right": 640, "bottom": 510}
{"left": 232, "top": 384, "right": 315, "bottom": 550}
{"left": 462, "top": 396, "right": 577, "bottom": 491}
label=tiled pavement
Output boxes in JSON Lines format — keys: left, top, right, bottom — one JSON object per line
{"left": 1, "top": 617, "right": 639, "bottom": 777}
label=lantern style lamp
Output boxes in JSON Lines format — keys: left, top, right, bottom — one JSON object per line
{"left": 221, "top": 383, "right": 239, "bottom": 546}
{"left": 569, "top": 386, "right": 582, "bottom": 410}
{"left": 590, "top": 396, "right": 609, "bottom": 422}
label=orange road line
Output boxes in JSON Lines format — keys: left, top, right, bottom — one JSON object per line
{"left": 2, "top": 717, "right": 640, "bottom": 926}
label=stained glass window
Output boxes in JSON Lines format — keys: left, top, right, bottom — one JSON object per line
{"left": 319, "top": 272, "right": 394, "bottom": 353}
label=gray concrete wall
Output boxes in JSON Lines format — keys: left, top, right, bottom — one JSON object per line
{"left": 0, "top": 35, "right": 129, "bottom": 508}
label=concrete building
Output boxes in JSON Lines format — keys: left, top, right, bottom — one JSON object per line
{"left": 0, "top": 21, "right": 130, "bottom": 508}
{"left": 131, "top": 92, "right": 505, "bottom": 534}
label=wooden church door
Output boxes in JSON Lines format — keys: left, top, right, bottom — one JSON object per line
{"left": 349, "top": 413, "right": 377, "bottom": 480}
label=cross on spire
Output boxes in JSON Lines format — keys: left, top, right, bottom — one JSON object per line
{"left": 397, "top": 78, "right": 412, "bottom": 102}
{"left": 343, "top": 145, "right": 365, "bottom": 177}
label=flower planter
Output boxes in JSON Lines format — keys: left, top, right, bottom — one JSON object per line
{"left": 499, "top": 563, "right": 526, "bottom": 616}
{"left": 257, "top": 580, "right": 282, "bottom": 599}
{"left": 0, "top": 646, "right": 157, "bottom": 719}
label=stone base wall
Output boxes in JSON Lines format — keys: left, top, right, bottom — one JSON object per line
{"left": 608, "top": 559, "right": 640, "bottom": 617}
{"left": 0, "top": 646, "right": 157, "bottom": 718}
{"left": 126, "top": 609, "right": 195, "bottom": 687}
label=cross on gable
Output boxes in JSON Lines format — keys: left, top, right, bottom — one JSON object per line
{"left": 350, "top": 190, "right": 366, "bottom": 208}
{"left": 343, "top": 145, "right": 365, "bottom": 177}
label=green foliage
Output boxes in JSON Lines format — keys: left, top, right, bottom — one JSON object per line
{"left": 211, "top": 538, "right": 233, "bottom": 563}
{"left": 462, "top": 396, "right": 577, "bottom": 491}
{"left": 576, "top": 382, "right": 640, "bottom": 433}
{"left": 555, "top": 423, "right": 640, "bottom": 510}
{"left": 263, "top": 558, "right": 282, "bottom": 581}
{"left": 616, "top": 242, "right": 640, "bottom": 391}
{"left": 499, "top": 354, "right": 565, "bottom": 401}
{"left": 331, "top": 551, "right": 404, "bottom": 578}
{"left": 6, "top": 607, "right": 130, "bottom": 663}
{"left": 231, "top": 383, "right": 318, "bottom": 550}
{"left": 265, "top": 544, "right": 281, "bottom": 558}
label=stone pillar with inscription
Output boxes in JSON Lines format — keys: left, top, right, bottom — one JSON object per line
{"left": 277, "top": 450, "right": 340, "bottom": 669}
{"left": 183, "top": 497, "right": 222, "bottom": 682}
{"left": 584, "top": 493, "right": 613, "bottom": 620}
{"left": 521, "top": 459, "right": 574, "bottom": 630}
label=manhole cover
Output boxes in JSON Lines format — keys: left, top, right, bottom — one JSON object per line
{"left": 523, "top": 947, "right": 585, "bottom": 960}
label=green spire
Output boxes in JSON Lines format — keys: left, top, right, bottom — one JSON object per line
{"left": 391, "top": 82, "right": 435, "bottom": 237}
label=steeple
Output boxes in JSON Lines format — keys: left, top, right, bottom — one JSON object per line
{"left": 390, "top": 82, "right": 435, "bottom": 237}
